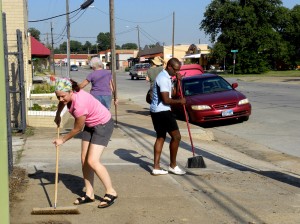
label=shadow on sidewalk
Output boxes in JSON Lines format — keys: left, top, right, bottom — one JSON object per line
{"left": 28, "top": 167, "right": 85, "bottom": 207}
{"left": 114, "top": 149, "right": 152, "bottom": 173}
{"left": 118, "top": 121, "right": 300, "bottom": 188}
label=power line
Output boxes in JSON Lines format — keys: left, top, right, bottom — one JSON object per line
{"left": 28, "top": 8, "right": 81, "bottom": 23}
{"left": 28, "top": 0, "right": 94, "bottom": 23}
{"left": 91, "top": 6, "right": 172, "bottom": 24}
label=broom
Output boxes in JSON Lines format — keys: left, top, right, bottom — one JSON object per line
{"left": 178, "top": 78, "right": 206, "bottom": 168}
{"left": 32, "top": 127, "right": 79, "bottom": 215}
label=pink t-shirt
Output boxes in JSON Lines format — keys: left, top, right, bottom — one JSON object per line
{"left": 68, "top": 90, "right": 111, "bottom": 127}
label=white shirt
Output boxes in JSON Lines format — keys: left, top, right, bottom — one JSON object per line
{"left": 150, "top": 69, "right": 172, "bottom": 112}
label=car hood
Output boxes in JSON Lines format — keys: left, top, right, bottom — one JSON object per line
{"left": 186, "top": 90, "right": 246, "bottom": 105}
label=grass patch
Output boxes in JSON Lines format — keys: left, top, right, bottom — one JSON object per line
{"left": 220, "top": 70, "right": 300, "bottom": 78}
{"left": 24, "top": 126, "right": 35, "bottom": 136}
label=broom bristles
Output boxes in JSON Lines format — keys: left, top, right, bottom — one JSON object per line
{"left": 187, "top": 155, "right": 206, "bottom": 168}
{"left": 31, "top": 206, "right": 80, "bottom": 215}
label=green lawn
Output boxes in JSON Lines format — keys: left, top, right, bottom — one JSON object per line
{"left": 221, "top": 70, "right": 300, "bottom": 78}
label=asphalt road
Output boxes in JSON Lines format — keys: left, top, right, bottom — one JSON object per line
{"left": 217, "top": 78, "right": 300, "bottom": 158}
{"left": 58, "top": 67, "right": 300, "bottom": 158}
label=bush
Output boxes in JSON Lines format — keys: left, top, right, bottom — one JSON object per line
{"left": 31, "top": 83, "right": 55, "bottom": 94}
{"left": 30, "top": 103, "right": 57, "bottom": 111}
{"left": 125, "top": 67, "right": 130, "bottom": 72}
{"left": 31, "top": 103, "right": 42, "bottom": 111}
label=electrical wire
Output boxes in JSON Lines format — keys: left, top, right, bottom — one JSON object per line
{"left": 91, "top": 6, "right": 172, "bottom": 24}
{"left": 28, "top": 8, "right": 81, "bottom": 23}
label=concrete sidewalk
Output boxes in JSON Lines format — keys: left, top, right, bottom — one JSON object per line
{"left": 10, "top": 99, "right": 300, "bottom": 224}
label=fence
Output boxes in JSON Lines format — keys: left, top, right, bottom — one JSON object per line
{"left": 2, "top": 13, "right": 26, "bottom": 173}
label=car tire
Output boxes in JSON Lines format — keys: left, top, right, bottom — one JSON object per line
{"left": 130, "top": 75, "right": 134, "bottom": 80}
{"left": 243, "top": 116, "right": 249, "bottom": 121}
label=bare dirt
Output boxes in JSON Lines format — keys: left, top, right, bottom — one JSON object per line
{"left": 9, "top": 166, "right": 27, "bottom": 205}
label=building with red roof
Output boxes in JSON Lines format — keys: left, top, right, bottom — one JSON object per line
{"left": 30, "top": 36, "right": 51, "bottom": 58}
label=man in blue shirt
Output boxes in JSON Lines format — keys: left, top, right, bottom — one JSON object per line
{"left": 150, "top": 58, "right": 186, "bottom": 176}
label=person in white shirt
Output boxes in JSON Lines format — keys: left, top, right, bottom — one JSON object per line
{"left": 150, "top": 58, "right": 186, "bottom": 176}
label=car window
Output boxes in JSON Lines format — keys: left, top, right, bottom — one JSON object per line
{"left": 142, "top": 64, "right": 150, "bottom": 69}
{"left": 183, "top": 77, "right": 233, "bottom": 96}
{"left": 202, "top": 78, "right": 232, "bottom": 93}
{"left": 184, "top": 81, "right": 203, "bottom": 96}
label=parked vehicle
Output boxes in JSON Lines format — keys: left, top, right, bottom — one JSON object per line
{"left": 179, "top": 64, "right": 204, "bottom": 77}
{"left": 129, "top": 63, "right": 151, "bottom": 80}
{"left": 171, "top": 73, "right": 251, "bottom": 124}
{"left": 70, "top": 64, "right": 79, "bottom": 71}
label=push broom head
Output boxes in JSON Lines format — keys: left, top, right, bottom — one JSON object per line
{"left": 187, "top": 155, "right": 206, "bottom": 168}
{"left": 31, "top": 206, "right": 80, "bottom": 215}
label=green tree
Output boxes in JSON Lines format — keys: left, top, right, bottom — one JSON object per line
{"left": 58, "top": 42, "right": 67, "bottom": 53}
{"left": 276, "top": 5, "right": 300, "bottom": 68}
{"left": 28, "top": 27, "right": 41, "bottom": 41}
{"left": 82, "top": 41, "right": 93, "bottom": 53}
{"left": 97, "top": 32, "right": 111, "bottom": 51}
{"left": 200, "top": 0, "right": 294, "bottom": 73}
{"left": 121, "top": 43, "right": 138, "bottom": 49}
{"left": 70, "top": 40, "right": 83, "bottom": 53}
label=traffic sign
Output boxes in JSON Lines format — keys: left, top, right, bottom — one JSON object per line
{"left": 231, "top": 49, "right": 238, "bottom": 53}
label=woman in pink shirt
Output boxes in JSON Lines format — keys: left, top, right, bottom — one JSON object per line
{"left": 53, "top": 78, "right": 117, "bottom": 208}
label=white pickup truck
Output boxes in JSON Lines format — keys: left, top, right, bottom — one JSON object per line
{"left": 129, "top": 63, "right": 151, "bottom": 80}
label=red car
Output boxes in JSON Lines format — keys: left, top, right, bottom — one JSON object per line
{"left": 172, "top": 73, "right": 251, "bottom": 124}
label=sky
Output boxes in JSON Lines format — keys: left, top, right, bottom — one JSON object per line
{"left": 28, "top": 0, "right": 300, "bottom": 49}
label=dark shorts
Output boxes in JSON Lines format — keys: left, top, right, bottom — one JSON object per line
{"left": 82, "top": 118, "right": 114, "bottom": 147}
{"left": 150, "top": 111, "right": 179, "bottom": 138}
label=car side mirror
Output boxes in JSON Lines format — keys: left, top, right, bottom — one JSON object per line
{"left": 232, "top": 83, "right": 238, "bottom": 89}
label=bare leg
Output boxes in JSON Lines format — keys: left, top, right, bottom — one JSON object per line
{"left": 73, "top": 140, "right": 95, "bottom": 204}
{"left": 168, "top": 129, "right": 181, "bottom": 168}
{"left": 86, "top": 143, "right": 117, "bottom": 197}
{"left": 81, "top": 140, "right": 95, "bottom": 198}
{"left": 153, "top": 137, "right": 165, "bottom": 169}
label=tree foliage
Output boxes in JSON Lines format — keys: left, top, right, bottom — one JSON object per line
{"left": 28, "top": 27, "right": 41, "bottom": 41}
{"left": 27, "top": 27, "right": 138, "bottom": 54}
{"left": 121, "top": 43, "right": 138, "bottom": 49}
{"left": 97, "top": 32, "right": 111, "bottom": 51}
{"left": 200, "top": 0, "right": 299, "bottom": 73}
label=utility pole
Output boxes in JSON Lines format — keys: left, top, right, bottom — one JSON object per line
{"left": 172, "top": 11, "right": 175, "bottom": 58}
{"left": 66, "top": 0, "right": 70, "bottom": 78}
{"left": 110, "top": 0, "right": 118, "bottom": 125}
{"left": 51, "top": 22, "right": 55, "bottom": 75}
{"left": 137, "top": 25, "right": 140, "bottom": 52}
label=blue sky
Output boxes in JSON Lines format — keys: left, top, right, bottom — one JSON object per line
{"left": 28, "top": 0, "right": 299, "bottom": 48}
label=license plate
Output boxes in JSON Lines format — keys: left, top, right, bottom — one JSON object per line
{"left": 222, "top": 109, "right": 233, "bottom": 117}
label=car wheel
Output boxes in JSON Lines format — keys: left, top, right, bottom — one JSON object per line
{"left": 130, "top": 75, "right": 134, "bottom": 80}
{"left": 243, "top": 116, "right": 249, "bottom": 121}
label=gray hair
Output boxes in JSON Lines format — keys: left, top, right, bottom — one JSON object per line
{"left": 90, "top": 57, "right": 103, "bottom": 69}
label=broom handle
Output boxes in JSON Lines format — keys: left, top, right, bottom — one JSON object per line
{"left": 54, "top": 127, "right": 59, "bottom": 209}
{"left": 178, "top": 79, "right": 195, "bottom": 156}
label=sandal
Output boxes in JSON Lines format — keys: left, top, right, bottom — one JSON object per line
{"left": 98, "top": 194, "right": 118, "bottom": 208}
{"left": 73, "top": 195, "right": 95, "bottom": 205}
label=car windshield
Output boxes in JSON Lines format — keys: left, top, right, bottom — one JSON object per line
{"left": 183, "top": 76, "right": 233, "bottom": 96}
{"left": 134, "top": 63, "right": 150, "bottom": 69}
